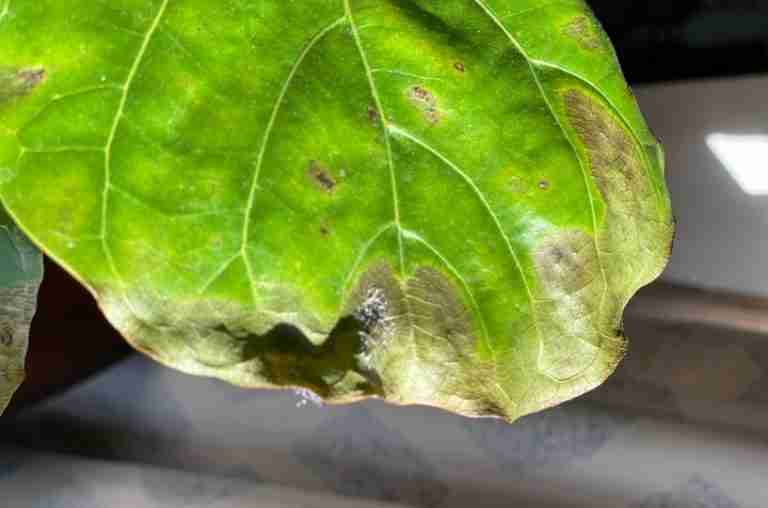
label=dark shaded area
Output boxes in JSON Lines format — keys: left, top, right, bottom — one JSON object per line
{"left": 239, "top": 316, "right": 383, "bottom": 398}
{"left": 589, "top": 0, "right": 768, "bottom": 83}
{"left": 6, "top": 258, "right": 132, "bottom": 413}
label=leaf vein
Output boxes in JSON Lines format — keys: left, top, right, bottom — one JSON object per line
{"left": 101, "top": 0, "right": 170, "bottom": 282}
{"left": 240, "top": 16, "right": 347, "bottom": 304}
{"left": 471, "top": 0, "right": 610, "bottom": 377}
{"left": 347, "top": 0, "right": 422, "bottom": 392}
{"left": 400, "top": 228, "right": 493, "bottom": 356}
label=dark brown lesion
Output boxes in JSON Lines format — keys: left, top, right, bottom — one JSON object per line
{"left": 0, "top": 67, "right": 46, "bottom": 103}
{"left": 367, "top": 104, "right": 380, "bottom": 124}
{"left": 563, "top": 88, "right": 645, "bottom": 201}
{"left": 407, "top": 85, "right": 441, "bottom": 124}
{"left": 307, "top": 160, "right": 336, "bottom": 193}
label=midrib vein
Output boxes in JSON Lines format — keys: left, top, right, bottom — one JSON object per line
{"left": 102, "top": 0, "right": 169, "bottom": 280}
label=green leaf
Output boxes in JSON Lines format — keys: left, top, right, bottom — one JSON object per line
{"left": 0, "top": 205, "right": 42, "bottom": 414}
{"left": 0, "top": 0, "right": 672, "bottom": 421}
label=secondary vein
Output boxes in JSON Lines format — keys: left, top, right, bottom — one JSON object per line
{"left": 102, "top": 0, "right": 170, "bottom": 282}
{"left": 344, "top": 0, "right": 405, "bottom": 277}
{"left": 470, "top": 0, "right": 610, "bottom": 343}
{"left": 239, "top": 16, "right": 347, "bottom": 303}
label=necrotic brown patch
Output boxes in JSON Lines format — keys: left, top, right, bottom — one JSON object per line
{"left": 563, "top": 89, "right": 643, "bottom": 201}
{"left": 406, "top": 267, "right": 474, "bottom": 349}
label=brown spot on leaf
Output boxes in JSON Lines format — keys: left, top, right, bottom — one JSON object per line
{"left": 454, "top": 62, "right": 465, "bottom": 73}
{"left": 407, "top": 267, "right": 474, "bottom": 348}
{"left": 410, "top": 85, "right": 432, "bottom": 102}
{"left": 408, "top": 85, "right": 440, "bottom": 124}
{"left": 367, "top": 105, "right": 379, "bottom": 124}
{"left": 343, "top": 263, "right": 511, "bottom": 419}
{"left": 563, "top": 89, "right": 643, "bottom": 201}
{"left": 533, "top": 229, "right": 619, "bottom": 382}
{"left": 308, "top": 160, "right": 336, "bottom": 193}
{"left": 563, "top": 15, "right": 602, "bottom": 50}
{"left": 668, "top": 217, "right": 677, "bottom": 258}
{"left": 535, "top": 230, "right": 595, "bottom": 294}
{"left": 0, "top": 67, "right": 47, "bottom": 103}
{"left": 538, "top": 180, "right": 550, "bottom": 190}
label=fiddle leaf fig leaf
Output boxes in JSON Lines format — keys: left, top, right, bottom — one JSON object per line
{"left": 0, "top": 0, "right": 672, "bottom": 421}
{"left": 0, "top": 205, "right": 42, "bottom": 414}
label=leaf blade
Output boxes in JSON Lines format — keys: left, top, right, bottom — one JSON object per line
{"left": 0, "top": 0, "right": 672, "bottom": 421}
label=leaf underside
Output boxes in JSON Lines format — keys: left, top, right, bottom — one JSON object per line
{"left": 0, "top": 205, "right": 42, "bottom": 414}
{"left": 0, "top": 0, "right": 672, "bottom": 421}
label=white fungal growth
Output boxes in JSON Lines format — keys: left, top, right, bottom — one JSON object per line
{"left": 354, "top": 287, "right": 395, "bottom": 362}
{"left": 355, "top": 288, "right": 388, "bottom": 329}
{"left": 294, "top": 387, "right": 323, "bottom": 408}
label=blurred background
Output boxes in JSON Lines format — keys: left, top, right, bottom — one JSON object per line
{"left": 3, "top": 1, "right": 768, "bottom": 507}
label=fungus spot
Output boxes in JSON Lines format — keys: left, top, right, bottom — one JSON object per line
{"left": 307, "top": 160, "right": 336, "bottom": 192}
{"left": 347, "top": 264, "right": 406, "bottom": 356}
{"left": 355, "top": 288, "right": 389, "bottom": 334}
{"left": 407, "top": 85, "right": 440, "bottom": 124}
{"left": 563, "top": 16, "right": 602, "bottom": 50}
{"left": 538, "top": 180, "right": 550, "bottom": 190}
{"left": 454, "top": 61, "right": 465, "bottom": 73}
{"left": 367, "top": 105, "right": 379, "bottom": 124}
{"left": 0, "top": 67, "right": 46, "bottom": 103}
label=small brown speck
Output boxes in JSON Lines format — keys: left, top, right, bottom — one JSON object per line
{"left": 454, "top": 62, "right": 465, "bottom": 73}
{"left": 538, "top": 180, "right": 550, "bottom": 190}
{"left": 320, "top": 225, "right": 330, "bottom": 237}
{"left": 367, "top": 105, "right": 379, "bottom": 123}
{"left": 308, "top": 161, "right": 336, "bottom": 192}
